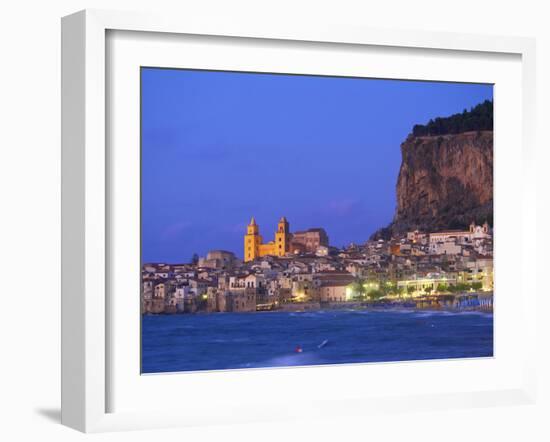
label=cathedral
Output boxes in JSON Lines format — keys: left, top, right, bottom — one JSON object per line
{"left": 244, "top": 217, "right": 329, "bottom": 262}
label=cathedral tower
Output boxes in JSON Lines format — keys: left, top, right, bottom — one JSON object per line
{"left": 275, "top": 216, "right": 290, "bottom": 257}
{"left": 244, "top": 217, "right": 262, "bottom": 262}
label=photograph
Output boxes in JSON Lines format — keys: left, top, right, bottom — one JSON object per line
{"left": 140, "top": 67, "right": 494, "bottom": 374}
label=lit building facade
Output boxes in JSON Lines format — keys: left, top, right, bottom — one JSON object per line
{"left": 244, "top": 217, "right": 329, "bottom": 262}
{"left": 429, "top": 221, "right": 490, "bottom": 245}
{"left": 244, "top": 217, "right": 290, "bottom": 262}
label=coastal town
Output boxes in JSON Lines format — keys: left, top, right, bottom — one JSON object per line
{"left": 141, "top": 216, "right": 494, "bottom": 314}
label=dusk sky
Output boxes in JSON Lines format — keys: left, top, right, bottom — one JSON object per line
{"left": 141, "top": 68, "right": 493, "bottom": 263}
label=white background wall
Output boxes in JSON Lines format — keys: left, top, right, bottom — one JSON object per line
{"left": 0, "top": 1, "right": 548, "bottom": 441}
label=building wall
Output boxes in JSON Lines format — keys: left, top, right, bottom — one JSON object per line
{"left": 292, "top": 280, "right": 320, "bottom": 302}
{"left": 153, "top": 282, "right": 171, "bottom": 299}
{"left": 259, "top": 242, "right": 278, "bottom": 256}
{"left": 143, "top": 298, "right": 165, "bottom": 314}
{"left": 429, "top": 224, "right": 489, "bottom": 245}
{"left": 397, "top": 277, "right": 457, "bottom": 294}
{"left": 227, "top": 292, "right": 256, "bottom": 312}
{"left": 200, "top": 250, "right": 238, "bottom": 269}
{"left": 142, "top": 281, "right": 153, "bottom": 300}
{"left": 290, "top": 229, "right": 329, "bottom": 254}
{"left": 216, "top": 291, "right": 227, "bottom": 312}
{"left": 429, "top": 242, "right": 462, "bottom": 255}
{"left": 320, "top": 285, "right": 347, "bottom": 302}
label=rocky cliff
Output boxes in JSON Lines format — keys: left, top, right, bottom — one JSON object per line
{"left": 373, "top": 130, "right": 493, "bottom": 239}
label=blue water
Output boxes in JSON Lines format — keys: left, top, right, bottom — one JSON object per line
{"left": 141, "top": 309, "right": 493, "bottom": 373}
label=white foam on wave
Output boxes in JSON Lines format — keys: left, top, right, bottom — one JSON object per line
{"left": 247, "top": 352, "right": 323, "bottom": 368}
{"left": 413, "top": 310, "right": 493, "bottom": 319}
{"left": 210, "top": 337, "right": 251, "bottom": 343}
{"left": 288, "top": 312, "right": 322, "bottom": 318}
{"left": 351, "top": 310, "right": 371, "bottom": 315}
{"left": 382, "top": 309, "right": 416, "bottom": 315}
{"left": 414, "top": 311, "right": 449, "bottom": 318}
{"left": 453, "top": 310, "right": 493, "bottom": 318}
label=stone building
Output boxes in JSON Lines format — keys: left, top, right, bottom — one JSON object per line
{"left": 289, "top": 228, "right": 329, "bottom": 254}
{"left": 319, "top": 282, "right": 348, "bottom": 302}
{"left": 244, "top": 217, "right": 290, "bottom": 262}
{"left": 428, "top": 221, "right": 490, "bottom": 245}
{"left": 315, "top": 272, "right": 355, "bottom": 302}
{"left": 244, "top": 216, "right": 329, "bottom": 262}
{"left": 226, "top": 291, "right": 256, "bottom": 312}
{"left": 153, "top": 280, "right": 171, "bottom": 299}
{"left": 198, "top": 250, "right": 238, "bottom": 269}
{"left": 143, "top": 298, "right": 165, "bottom": 314}
{"left": 142, "top": 280, "right": 154, "bottom": 300}
{"left": 143, "top": 280, "right": 168, "bottom": 314}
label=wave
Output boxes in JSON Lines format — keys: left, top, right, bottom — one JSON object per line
{"left": 380, "top": 309, "right": 416, "bottom": 315}
{"left": 244, "top": 352, "right": 323, "bottom": 369}
{"left": 210, "top": 337, "right": 251, "bottom": 343}
{"left": 288, "top": 312, "right": 323, "bottom": 318}
{"left": 413, "top": 310, "right": 493, "bottom": 319}
{"left": 413, "top": 311, "right": 450, "bottom": 318}
{"left": 452, "top": 310, "right": 493, "bottom": 318}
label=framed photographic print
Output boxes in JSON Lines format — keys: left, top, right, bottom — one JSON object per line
{"left": 140, "top": 68, "right": 495, "bottom": 374}
{"left": 61, "top": 9, "right": 538, "bottom": 432}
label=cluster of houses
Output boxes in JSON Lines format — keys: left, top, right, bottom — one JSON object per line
{"left": 142, "top": 222, "right": 494, "bottom": 314}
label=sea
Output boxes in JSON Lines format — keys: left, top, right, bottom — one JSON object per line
{"left": 141, "top": 309, "right": 493, "bottom": 374}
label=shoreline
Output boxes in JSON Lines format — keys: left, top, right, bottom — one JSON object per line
{"left": 143, "top": 292, "right": 493, "bottom": 316}
{"left": 142, "top": 306, "right": 493, "bottom": 316}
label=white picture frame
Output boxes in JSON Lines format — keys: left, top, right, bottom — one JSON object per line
{"left": 61, "top": 9, "right": 538, "bottom": 433}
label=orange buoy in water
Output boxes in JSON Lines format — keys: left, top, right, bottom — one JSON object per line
{"left": 295, "top": 345, "right": 303, "bottom": 353}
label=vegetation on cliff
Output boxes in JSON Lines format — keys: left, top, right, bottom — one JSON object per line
{"left": 412, "top": 99, "right": 493, "bottom": 137}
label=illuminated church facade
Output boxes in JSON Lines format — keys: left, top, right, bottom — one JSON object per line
{"left": 244, "top": 216, "right": 329, "bottom": 262}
